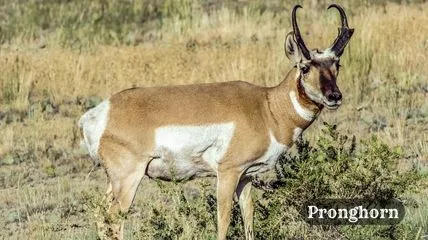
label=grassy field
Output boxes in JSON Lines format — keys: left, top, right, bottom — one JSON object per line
{"left": 0, "top": 0, "right": 427, "bottom": 239}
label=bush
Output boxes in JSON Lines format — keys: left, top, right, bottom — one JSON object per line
{"left": 139, "top": 123, "right": 421, "bottom": 239}
{"left": 252, "top": 123, "right": 421, "bottom": 239}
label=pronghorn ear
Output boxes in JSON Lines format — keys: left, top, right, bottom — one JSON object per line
{"left": 284, "top": 31, "right": 304, "bottom": 63}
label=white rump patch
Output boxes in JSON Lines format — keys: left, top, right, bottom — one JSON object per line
{"left": 79, "top": 100, "right": 110, "bottom": 160}
{"left": 154, "top": 122, "right": 235, "bottom": 173}
{"left": 245, "top": 131, "right": 287, "bottom": 175}
{"left": 289, "top": 91, "right": 315, "bottom": 121}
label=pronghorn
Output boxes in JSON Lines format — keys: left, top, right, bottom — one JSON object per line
{"left": 79, "top": 4, "right": 354, "bottom": 240}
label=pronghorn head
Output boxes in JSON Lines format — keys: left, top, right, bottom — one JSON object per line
{"left": 285, "top": 4, "right": 354, "bottom": 110}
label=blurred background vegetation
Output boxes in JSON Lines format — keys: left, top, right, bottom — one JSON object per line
{"left": 0, "top": 0, "right": 427, "bottom": 239}
{"left": 0, "top": 0, "right": 425, "bottom": 47}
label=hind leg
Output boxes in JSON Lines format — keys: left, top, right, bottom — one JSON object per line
{"left": 96, "top": 182, "right": 113, "bottom": 238}
{"left": 97, "top": 150, "right": 149, "bottom": 240}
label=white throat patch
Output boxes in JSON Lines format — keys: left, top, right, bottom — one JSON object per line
{"left": 293, "top": 127, "right": 303, "bottom": 142}
{"left": 289, "top": 91, "right": 315, "bottom": 121}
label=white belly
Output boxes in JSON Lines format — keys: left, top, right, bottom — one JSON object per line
{"left": 146, "top": 122, "right": 235, "bottom": 180}
{"left": 244, "top": 131, "right": 288, "bottom": 175}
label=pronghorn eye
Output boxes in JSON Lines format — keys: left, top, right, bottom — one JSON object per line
{"left": 300, "top": 65, "right": 310, "bottom": 74}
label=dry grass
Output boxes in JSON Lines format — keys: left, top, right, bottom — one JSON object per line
{"left": 0, "top": 1, "right": 427, "bottom": 239}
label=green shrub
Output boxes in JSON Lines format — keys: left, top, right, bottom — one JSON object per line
{"left": 252, "top": 123, "right": 421, "bottom": 239}
{"left": 136, "top": 123, "right": 422, "bottom": 239}
{"left": 138, "top": 180, "right": 218, "bottom": 239}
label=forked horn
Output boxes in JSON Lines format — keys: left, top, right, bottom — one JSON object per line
{"left": 328, "top": 4, "right": 354, "bottom": 56}
{"left": 292, "top": 5, "right": 311, "bottom": 60}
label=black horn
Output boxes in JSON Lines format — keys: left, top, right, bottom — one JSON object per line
{"left": 328, "top": 4, "right": 354, "bottom": 56}
{"left": 292, "top": 5, "right": 311, "bottom": 60}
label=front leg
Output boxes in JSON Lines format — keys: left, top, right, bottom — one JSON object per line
{"left": 236, "top": 176, "right": 254, "bottom": 240}
{"left": 217, "top": 169, "right": 241, "bottom": 240}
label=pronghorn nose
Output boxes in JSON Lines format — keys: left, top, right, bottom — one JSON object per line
{"left": 326, "top": 91, "right": 342, "bottom": 102}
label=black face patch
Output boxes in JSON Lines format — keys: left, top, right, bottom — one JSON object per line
{"left": 319, "top": 71, "right": 337, "bottom": 95}
{"left": 311, "top": 59, "right": 340, "bottom": 97}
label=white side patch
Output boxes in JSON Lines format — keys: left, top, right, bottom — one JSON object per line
{"left": 154, "top": 122, "right": 235, "bottom": 171}
{"left": 246, "top": 131, "right": 287, "bottom": 175}
{"left": 289, "top": 91, "right": 315, "bottom": 121}
{"left": 293, "top": 127, "right": 303, "bottom": 142}
{"left": 79, "top": 100, "right": 110, "bottom": 160}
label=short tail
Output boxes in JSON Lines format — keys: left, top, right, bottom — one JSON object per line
{"left": 78, "top": 100, "right": 110, "bottom": 166}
